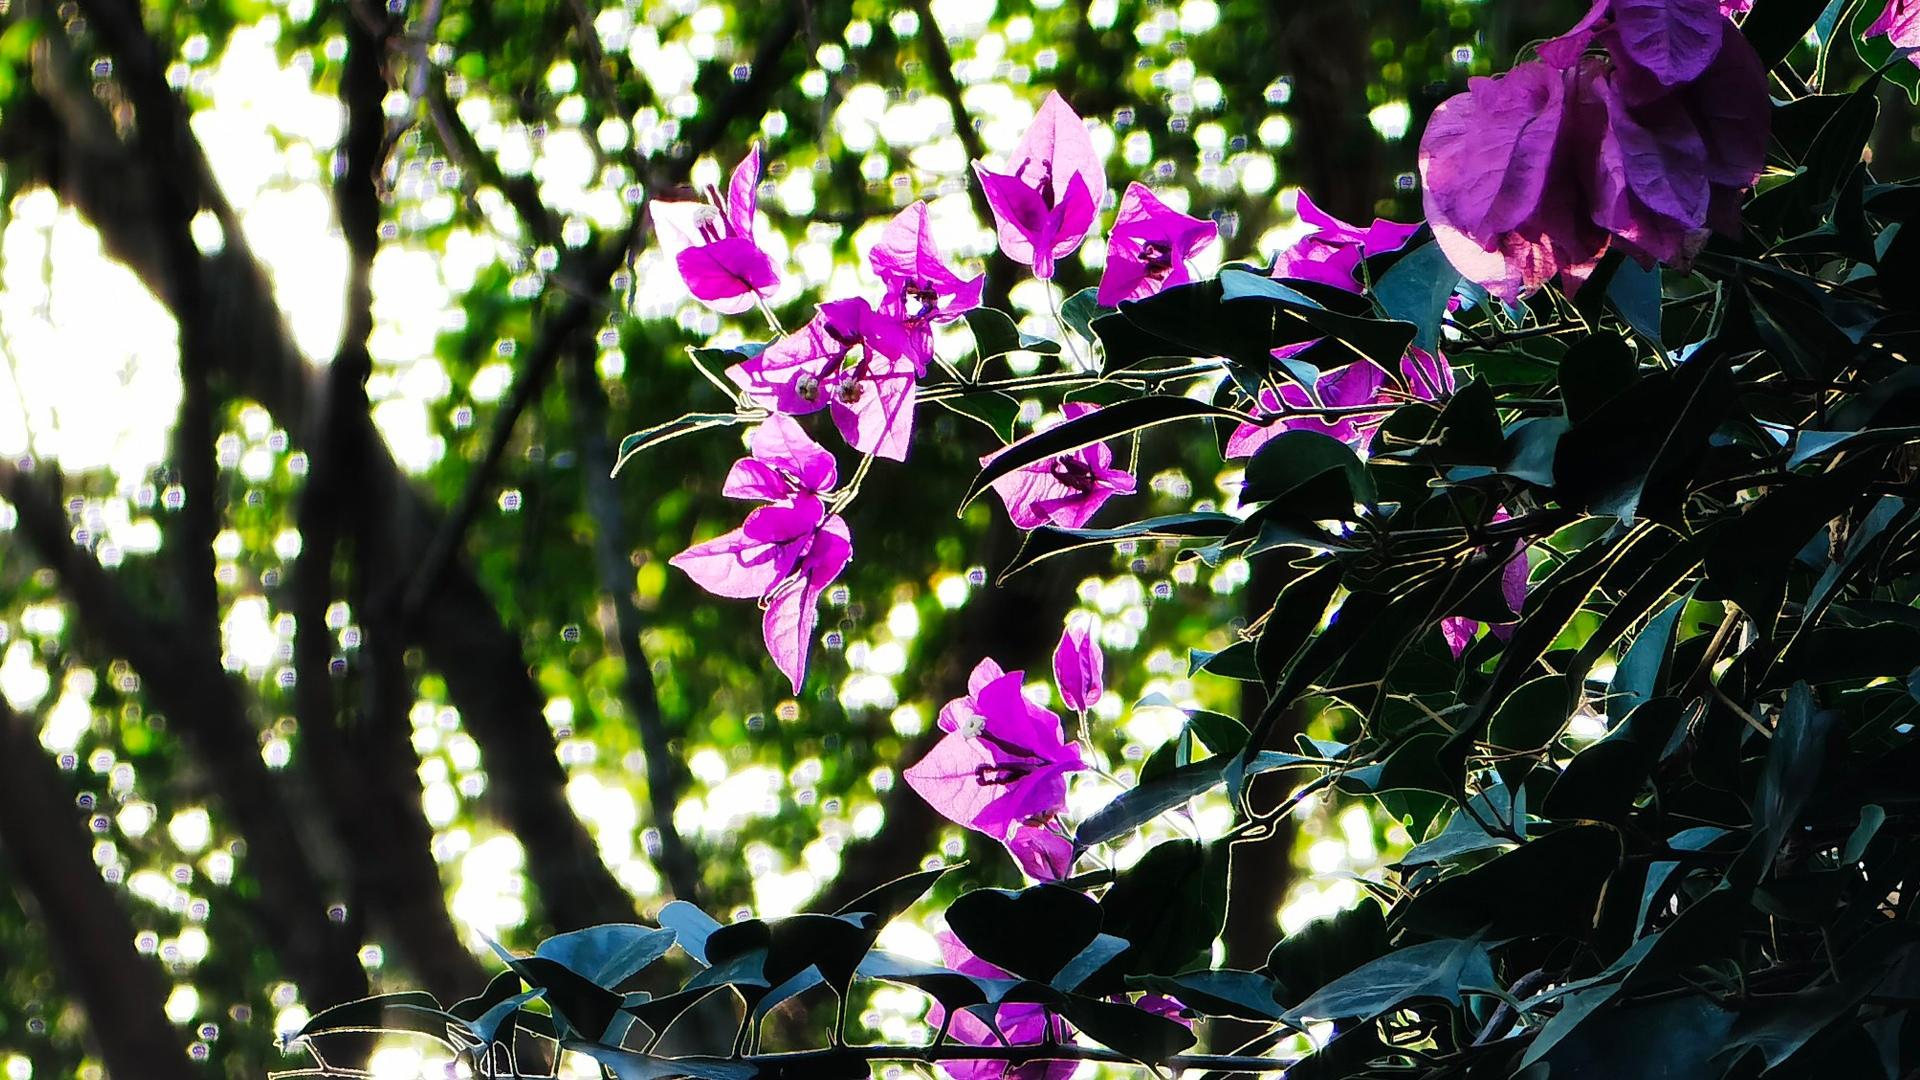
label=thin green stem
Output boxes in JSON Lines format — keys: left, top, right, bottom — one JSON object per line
{"left": 1049, "top": 284, "right": 1093, "bottom": 373}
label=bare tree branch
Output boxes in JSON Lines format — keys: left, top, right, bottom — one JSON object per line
{"left": 265, "top": 6, "right": 489, "bottom": 1002}
{"left": 0, "top": 699, "right": 201, "bottom": 1080}
{"left": 564, "top": 339, "right": 705, "bottom": 904}
{"left": 908, "top": 0, "right": 1017, "bottom": 312}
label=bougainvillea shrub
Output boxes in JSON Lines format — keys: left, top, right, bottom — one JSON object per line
{"left": 293, "top": 2, "right": 1920, "bottom": 1077}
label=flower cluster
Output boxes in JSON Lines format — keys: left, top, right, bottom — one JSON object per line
{"left": 1418, "top": 0, "right": 1769, "bottom": 299}
{"left": 668, "top": 416, "right": 851, "bottom": 693}
{"left": 1228, "top": 195, "right": 1456, "bottom": 459}
{"left": 902, "top": 650, "right": 1088, "bottom": 882}
{"left": 667, "top": 95, "right": 1215, "bottom": 688}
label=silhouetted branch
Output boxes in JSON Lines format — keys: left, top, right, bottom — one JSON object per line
{"left": 566, "top": 339, "right": 706, "bottom": 904}
{"left": 409, "top": 7, "right": 826, "bottom": 908}
{"left": 0, "top": 698, "right": 200, "bottom": 1080}
{"left": 908, "top": 0, "right": 1018, "bottom": 312}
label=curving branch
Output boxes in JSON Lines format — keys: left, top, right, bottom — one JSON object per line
{"left": 268, "top": 6, "right": 489, "bottom": 1003}
{"left": 908, "top": 0, "right": 1018, "bottom": 312}
{"left": 0, "top": 699, "right": 200, "bottom": 1080}
{"left": 565, "top": 338, "right": 706, "bottom": 904}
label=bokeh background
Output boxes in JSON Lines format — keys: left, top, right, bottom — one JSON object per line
{"left": 0, "top": 0, "right": 1913, "bottom": 1076}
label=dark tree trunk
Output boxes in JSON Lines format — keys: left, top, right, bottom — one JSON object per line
{"left": 0, "top": 700, "right": 200, "bottom": 1080}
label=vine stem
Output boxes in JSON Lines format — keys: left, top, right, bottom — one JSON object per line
{"left": 1049, "top": 283, "right": 1093, "bottom": 373}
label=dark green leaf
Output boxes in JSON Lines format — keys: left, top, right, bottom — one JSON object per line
{"left": 1542, "top": 699, "right": 1685, "bottom": 823}
{"left": 1129, "top": 970, "right": 1282, "bottom": 1020}
{"left": 833, "top": 864, "right": 954, "bottom": 928}
{"left": 1241, "top": 430, "right": 1376, "bottom": 510}
{"left": 1607, "top": 595, "right": 1688, "bottom": 725}
{"left": 1255, "top": 560, "right": 1342, "bottom": 690}
{"left": 658, "top": 900, "right": 723, "bottom": 965}
{"left": 998, "top": 513, "right": 1241, "bottom": 580}
{"left": 1263, "top": 900, "right": 1389, "bottom": 1009}
{"left": 1218, "top": 268, "right": 1418, "bottom": 369}
{"left": 1525, "top": 993, "right": 1735, "bottom": 1080}
{"left": 1099, "top": 840, "right": 1227, "bottom": 977}
{"left": 1059, "top": 994, "right": 1198, "bottom": 1063}
{"left": 1487, "top": 674, "right": 1576, "bottom": 784}
{"left": 1075, "top": 753, "right": 1313, "bottom": 848}
{"left": 1559, "top": 333, "right": 1638, "bottom": 424}
{"left": 965, "top": 308, "right": 1060, "bottom": 363}
{"left": 294, "top": 992, "right": 453, "bottom": 1044}
{"left": 1501, "top": 416, "right": 1569, "bottom": 487}
{"left": 613, "top": 413, "right": 745, "bottom": 475}
{"left": 1052, "top": 933, "right": 1131, "bottom": 993}
{"left": 1734, "top": 682, "right": 1835, "bottom": 884}
{"left": 535, "top": 924, "right": 676, "bottom": 989}
{"left": 946, "top": 886, "right": 1102, "bottom": 984}
{"left": 1703, "top": 456, "right": 1878, "bottom": 636}
{"left": 1186, "top": 710, "right": 1249, "bottom": 757}
{"left": 1744, "top": 0, "right": 1836, "bottom": 68}
{"left": 1396, "top": 825, "right": 1622, "bottom": 939}
{"left": 1553, "top": 348, "right": 1734, "bottom": 524}
{"left": 1060, "top": 286, "right": 1107, "bottom": 342}
{"left": 1605, "top": 262, "right": 1663, "bottom": 349}
{"left": 1284, "top": 935, "right": 1493, "bottom": 1024}
{"left": 1371, "top": 240, "right": 1458, "bottom": 354}
{"left": 933, "top": 392, "right": 1021, "bottom": 442}
{"left": 1410, "top": 378, "right": 1505, "bottom": 466}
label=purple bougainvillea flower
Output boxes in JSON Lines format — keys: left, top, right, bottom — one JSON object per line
{"left": 1005, "top": 820, "right": 1076, "bottom": 882}
{"left": 1421, "top": 60, "right": 1611, "bottom": 302}
{"left": 985, "top": 403, "right": 1138, "bottom": 530}
{"left": 670, "top": 417, "right": 850, "bottom": 691}
{"left": 1096, "top": 182, "right": 1218, "bottom": 306}
{"left": 1425, "top": 0, "right": 1766, "bottom": 300}
{"left": 1439, "top": 511, "right": 1531, "bottom": 658}
{"left": 974, "top": 92, "right": 1107, "bottom": 279}
{"left": 648, "top": 145, "right": 781, "bottom": 314}
{"left": 1672, "top": 20, "right": 1772, "bottom": 234}
{"left": 1541, "top": 0, "right": 1727, "bottom": 87}
{"left": 871, "top": 201, "right": 985, "bottom": 364}
{"left": 1052, "top": 616, "right": 1104, "bottom": 714}
{"left": 728, "top": 297, "right": 923, "bottom": 461}
{"left": 926, "top": 932, "right": 1075, "bottom": 1080}
{"left": 1610, "top": 0, "right": 1728, "bottom": 86}
{"left": 1577, "top": 63, "right": 1713, "bottom": 269}
{"left": 1226, "top": 348, "right": 1454, "bottom": 459}
{"left": 1269, "top": 191, "right": 1421, "bottom": 293}
{"left": 1719, "top": 0, "right": 1753, "bottom": 13}
{"left": 903, "top": 658, "right": 1087, "bottom": 839}
{"left": 1866, "top": 0, "right": 1920, "bottom": 65}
